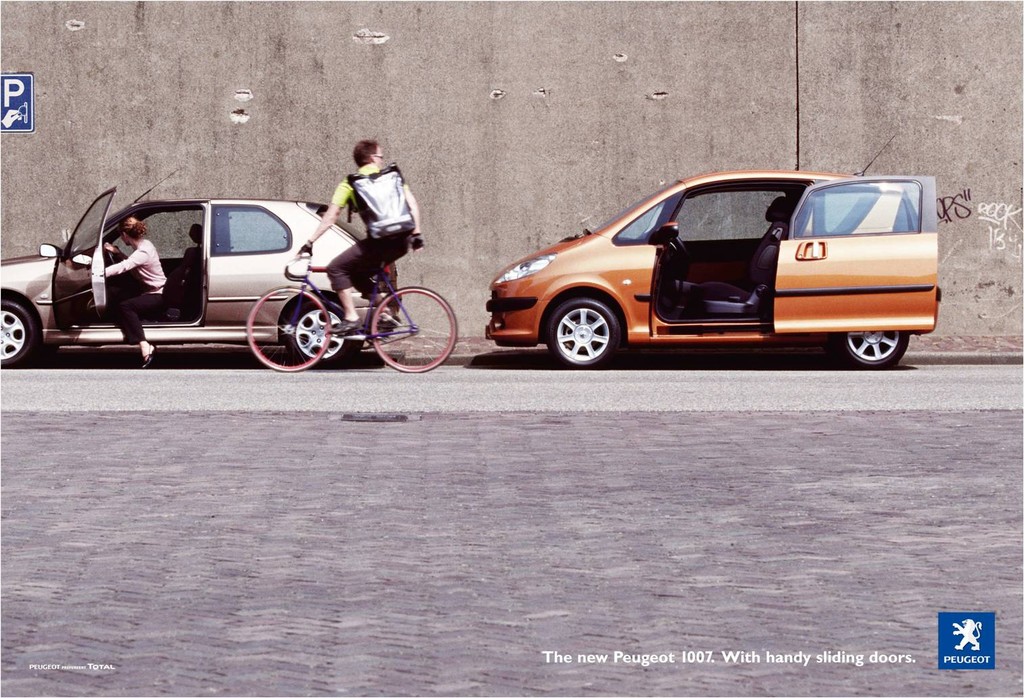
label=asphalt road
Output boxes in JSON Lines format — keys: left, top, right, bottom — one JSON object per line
{"left": 2, "top": 359, "right": 1022, "bottom": 413}
{"left": 1, "top": 362, "right": 1021, "bottom": 697}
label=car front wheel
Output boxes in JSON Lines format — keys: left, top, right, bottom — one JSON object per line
{"left": 829, "top": 330, "right": 909, "bottom": 370}
{"left": 1, "top": 298, "right": 41, "bottom": 368}
{"left": 546, "top": 297, "right": 621, "bottom": 369}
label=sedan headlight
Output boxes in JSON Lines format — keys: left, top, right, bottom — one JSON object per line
{"left": 497, "top": 254, "right": 556, "bottom": 284}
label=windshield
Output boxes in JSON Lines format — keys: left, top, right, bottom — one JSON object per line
{"left": 589, "top": 182, "right": 675, "bottom": 241}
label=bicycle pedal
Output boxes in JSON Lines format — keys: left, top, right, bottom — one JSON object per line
{"left": 343, "top": 334, "right": 367, "bottom": 341}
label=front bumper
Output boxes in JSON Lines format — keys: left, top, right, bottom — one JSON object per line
{"left": 485, "top": 296, "right": 537, "bottom": 313}
{"left": 485, "top": 292, "right": 542, "bottom": 346}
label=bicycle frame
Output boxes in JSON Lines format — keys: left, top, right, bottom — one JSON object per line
{"left": 287, "top": 264, "right": 417, "bottom": 341}
{"left": 249, "top": 255, "right": 457, "bottom": 372}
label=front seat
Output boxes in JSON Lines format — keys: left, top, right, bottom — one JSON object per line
{"left": 696, "top": 195, "right": 797, "bottom": 315}
{"left": 163, "top": 223, "right": 203, "bottom": 321}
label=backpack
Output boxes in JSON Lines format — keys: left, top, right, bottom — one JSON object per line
{"left": 347, "top": 164, "right": 416, "bottom": 239}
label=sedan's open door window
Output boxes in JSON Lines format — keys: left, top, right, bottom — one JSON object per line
{"left": 53, "top": 188, "right": 116, "bottom": 328}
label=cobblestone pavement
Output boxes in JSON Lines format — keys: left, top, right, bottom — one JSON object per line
{"left": 2, "top": 411, "right": 1021, "bottom": 697}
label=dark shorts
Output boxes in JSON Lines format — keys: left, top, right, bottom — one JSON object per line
{"left": 326, "top": 236, "right": 409, "bottom": 294}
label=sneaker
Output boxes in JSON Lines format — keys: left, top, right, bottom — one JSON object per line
{"left": 330, "top": 318, "right": 361, "bottom": 335}
{"left": 376, "top": 313, "right": 400, "bottom": 331}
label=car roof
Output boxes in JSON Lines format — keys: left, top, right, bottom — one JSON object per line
{"left": 676, "top": 169, "right": 850, "bottom": 188}
{"left": 110, "top": 198, "right": 330, "bottom": 220}
{"left": 123, "top": 198, "right": 325, "bottom": 207}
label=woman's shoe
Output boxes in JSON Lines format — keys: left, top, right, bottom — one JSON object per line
{"left": 141, "top": 348, "right": 155, "bottom": 368}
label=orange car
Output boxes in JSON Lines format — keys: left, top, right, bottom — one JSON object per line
{"left": 486, "top": 170, "right": 939, "bottom": 369}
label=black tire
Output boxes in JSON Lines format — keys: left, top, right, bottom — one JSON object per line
{"left": 371, "top": 287, "right": 458, "bottom": 373}
{"left": 546, "top": 297, "right": 621, "bottom": 369}
{"left": 1, "top": 298, "right": 41, "bottom": 368}
{"left": 828, "top": 330, "right": 910, "bottom": 370}
{"left": 246, "top": 288, "right": 332, "bottom": 372}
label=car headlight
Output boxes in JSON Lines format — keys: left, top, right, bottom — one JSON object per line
{"left": 497, "top": 254, "right": 556, "bottom": 284}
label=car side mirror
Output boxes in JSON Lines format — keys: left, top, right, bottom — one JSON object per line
{"left": 649, "top": 222, "right": 679, "bottom": 247}
{"left": 71, "top": 253, "right": 92, "bottom": 266}
{"left": 39, "top": 243, "right": 60, "bottom": 259}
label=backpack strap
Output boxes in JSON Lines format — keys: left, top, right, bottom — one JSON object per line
{"left": 345, "top": 172, "right": 363, "bottom": 216}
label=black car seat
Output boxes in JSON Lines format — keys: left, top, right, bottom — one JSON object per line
{"left": 163, "top": 223, "right": 203, "bottom": 321}
{"left": 696, "top": 195, "right": 797, "bottom": 315}
{"left": 658, "top": 235, "right": 694, "bottom": 315}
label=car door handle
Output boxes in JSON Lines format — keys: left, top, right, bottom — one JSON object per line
{"left": 796, "top": 241, "right": 828, "bottom": 260}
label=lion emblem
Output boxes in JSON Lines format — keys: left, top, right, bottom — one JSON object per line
{"left": 953, "top": 618, "right": 983, "bottom": 651}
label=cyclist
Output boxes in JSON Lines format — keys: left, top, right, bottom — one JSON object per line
{"left": 301, "top": 139, "right": 423, "bottom": 335}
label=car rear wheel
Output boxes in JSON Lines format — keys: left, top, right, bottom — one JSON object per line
{"left": 1, "top": 298, "right": 41, "bottom": 368}
{"left": 829, "top": 330, "right": 909, "bottom": 370}
{"left": 546, "top": 297, "right": 621, "bottom": 369}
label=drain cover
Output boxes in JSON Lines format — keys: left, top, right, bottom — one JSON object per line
{"left": 335, "top": 413, "right": 418, "bottom": 423}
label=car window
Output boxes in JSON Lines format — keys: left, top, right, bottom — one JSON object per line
{"left": 105, "top": 208, "right": 203, "bottom": 258}
{"left": 677, "top": 188, "right": 796, "bottom": 241}
{"left": 793, "top": 181, "right": 922, "bottom": 237}
{"left": 613, "top": 193, "right": 684, "bottom": 245}
{"left": 591, "top": 183, "right": 677, "bottom": 232}
{"left": 68, "top": 190, "right": 115, "bottom": 257}
{"left": 211, "top": 205, "right": 291, "bottom": 256}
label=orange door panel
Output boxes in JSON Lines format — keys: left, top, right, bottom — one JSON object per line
{"left": 774, "top": 233, "right": 938, "bottom": 333}
{"left": 774, "top": 176, "right": 939, "bottom": 334}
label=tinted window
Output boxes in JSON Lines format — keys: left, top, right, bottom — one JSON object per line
{"left": 211, "top": 206, "right": 291, "bottom": 256}
{"left": 793, "top": 181, "right": 922, "bottom": 237}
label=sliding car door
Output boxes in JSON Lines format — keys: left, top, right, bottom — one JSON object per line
{"left": 773, "top": 177, "right": 939, "bottom": 333}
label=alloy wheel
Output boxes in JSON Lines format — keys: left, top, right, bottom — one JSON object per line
{"left": 1, "top": 308, "right": 27, "bottom": 362}
{"left": 846, "top": 331, "right": 901, "bottom": 363}
{"left": 556, "top": 307, "right": 611, "bottom": 362}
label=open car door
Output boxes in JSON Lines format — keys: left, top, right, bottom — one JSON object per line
{"left": 773, "top": 177, "right": 939, "bottom": 334}
{"left": 52, "top": 188, "right": 116, "bottom": 329}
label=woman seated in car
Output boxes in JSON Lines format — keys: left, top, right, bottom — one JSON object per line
{"left": 103, "top": 216, "right": 165, "bottom": 367}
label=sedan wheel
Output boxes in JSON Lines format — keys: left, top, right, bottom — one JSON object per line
{"left": 547, "top": 298, "right": 621, "bottom": 369}
{"left": 1, "top": 299, "right": 40, "bottom": 368}
{"left": 830, "top": 330, "right": 909, "bottom": 370}
{"left": 294, "top": 305, "right": 362, "bottom": 366}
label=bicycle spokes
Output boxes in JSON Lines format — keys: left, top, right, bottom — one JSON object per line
{"left": 247, "top": 288, "right": 332, "bottom": 372}
{"left": 371, "top": 287, "right": 457, "bottom": 373}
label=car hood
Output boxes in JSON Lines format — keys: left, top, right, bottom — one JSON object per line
{"left": 507, "top": 233, "right": 595, "bottom": 266}
{"left": 491, "top": 233, "right": 598, "bottom": 284}
{"left": 1, "top": 254, "right": 56, "bottom": 300}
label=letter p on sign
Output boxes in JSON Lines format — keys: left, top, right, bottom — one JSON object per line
{"left": 1, "top": 74, "right": 35, "bottom": 133}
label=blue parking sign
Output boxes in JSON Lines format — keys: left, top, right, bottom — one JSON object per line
{"left": 2, "top": 74, "right": 35, "bottom": 133}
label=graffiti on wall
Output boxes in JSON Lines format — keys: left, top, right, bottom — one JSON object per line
{"left": 938, "top": 188, "right": 973, "bottom": 224}
{"left": 938, "top": 188, "right": 1022, "bottom": 261}
{"left": 978, "top": 201, "right": 1022, "bottom": 261}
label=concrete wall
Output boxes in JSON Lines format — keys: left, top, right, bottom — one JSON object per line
{"left": 2, "top": 1, "right": 1021, "bottom": 337}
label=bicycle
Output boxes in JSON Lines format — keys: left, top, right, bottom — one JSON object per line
{"left": 246, "top": 254, "right": 458, "bottom": 373}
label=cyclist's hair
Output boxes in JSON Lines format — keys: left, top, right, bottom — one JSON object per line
{"left": 120, "top": 216, "right": 147, "bottom": 241}
{"left": 353, "top": 139, "right": 380, "bottom": 167}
